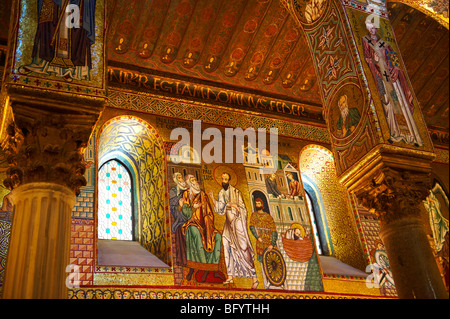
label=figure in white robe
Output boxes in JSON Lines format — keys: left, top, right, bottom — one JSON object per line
{"left": 362, "top": 19, "right": 423, "bottom": 147}
{"left": 424, "top": 191, "right": 449, "bottom": 253}
{"left": 209, "top": 172, "right": 259, "bottom": 289}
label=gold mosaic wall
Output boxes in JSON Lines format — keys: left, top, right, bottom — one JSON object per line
{"left": 97, "top": 116, "right": 169, "bottom": 264}
{"left": 299, "top": 145, "right": 366, "bottom": 271}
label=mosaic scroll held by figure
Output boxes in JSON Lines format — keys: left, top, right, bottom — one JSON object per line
{"left": 17, "top": 0, "right": 98, "bottom": 83}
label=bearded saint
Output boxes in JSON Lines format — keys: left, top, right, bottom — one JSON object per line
{"left": 210, "top": 172, "right": 258, "bottom": 289}
{"left": 180, "top": 175, "right": 223, "bottom": 282}
{"left": 336, "top": 94, "right": 361, "bottom": 138}
{"left": 362, "top": 19, "right": 422, "bottom": 147}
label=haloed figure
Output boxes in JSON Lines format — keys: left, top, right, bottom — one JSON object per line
{"left": 336, "top": 94, "right": 361, "bottom": 138}
{"left": 209, "top": 173, "right": 259, "bottom": 289}
{"left": 362, "top": 19, "right": 422, "bottom": 146}
{"left": 180, "top": 175, "right": 224, "bottom": 283}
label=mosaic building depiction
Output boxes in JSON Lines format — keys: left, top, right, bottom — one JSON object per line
{"left": 0, "top": 0, "right": 448, "bottom": 301}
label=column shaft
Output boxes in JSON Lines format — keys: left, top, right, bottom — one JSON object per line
{"left": 2, "top": 183, "right": 76, "bottom": 299}
{"left": 380, "top": 217, "right": 448, "bottom": 299}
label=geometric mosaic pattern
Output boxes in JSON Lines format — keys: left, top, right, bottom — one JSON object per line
{"left": 0, "top": 213, "right": 12, "bottom": 293}
{"left": 72, "top": 188, "right": 95, "bottom": 219}
{"left": 107, "top": 89, "right": 331, "bottom": 144}
{"left": 70, "top": 219, "right": 95, "bottom": 287}
{"left": 299, "top": 145, "right": 367, "bottom": 271}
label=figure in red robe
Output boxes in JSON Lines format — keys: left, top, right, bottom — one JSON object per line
{"left": 362, "top": 19, "right": 423, "bottom": 147}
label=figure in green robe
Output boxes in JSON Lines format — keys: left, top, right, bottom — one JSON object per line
{"left": 179, "top": 175, "right": 224, "bottom": 283}
{"left": 336, "top": 95, "right": 361, "bottom": 138}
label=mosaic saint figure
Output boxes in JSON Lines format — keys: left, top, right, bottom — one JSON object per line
{"left": 285, "top": 172, "right": 302, "bottom": 199}
{"left": 305, "top": 0, "right": 327, "bottom": 23}
{"left": 249, "top": 198, "right": 278, "bottom": 288}
{"left": 209, "top": 172, "right": 259, "bottom": 289}
{"left": 20, "top": 0, "right": 97, "bottom": 81}
{"left": 371, "top": 241, "right": 395, "bottom": 289}
{"left": 169, "top": 172, "right": 188, "bottom": 267}
{"left": 424, "top": 191, "right": 449, "bottom": 254}
{"left": 0, "top": 179, "right": 14, "bottom": 214}
{"left": 336, "top": 94, "right": 361, "bottom": 138}
{"left": 265, "top": 173, "right": 284, "bottom": 198}
{"left": 180, "top": 175, "right": 224, "bottom": 282}
{"left": 362, "top": 19, "right": 423, "bottom": 147}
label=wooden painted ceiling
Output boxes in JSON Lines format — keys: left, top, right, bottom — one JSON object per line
{"left": 106, "top": 0, "right": 322, "bottom": 109}
{"left": 106, "top": 0, "right": 449, "bottom": 136}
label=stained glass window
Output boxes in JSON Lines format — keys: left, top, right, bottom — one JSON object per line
{"left": 305, "top": 191, "right": 322, "bottom": 255}
{"left": 98, "top": 160, "right": 133, "bottom": 241}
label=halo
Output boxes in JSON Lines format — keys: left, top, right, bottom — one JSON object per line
{"left": 213, "top": 165, "right": 238, "bottom": 188}
{"left": 289, "top": 223, "right": 306, "bottom": 238}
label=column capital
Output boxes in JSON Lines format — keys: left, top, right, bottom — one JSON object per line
{"left": 353, "top": 165, "right": 432, "bottom": 226}
{"left": 2, "top": 109, "right": 90, "bottom": 196}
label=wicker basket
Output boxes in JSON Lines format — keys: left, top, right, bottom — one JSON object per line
{"left": 281, "top": 234, "right": 314, "bottom": 263}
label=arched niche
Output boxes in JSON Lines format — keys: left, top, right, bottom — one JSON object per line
{"left": 97, "top": 116, "right": 169, "bottom": 264}
{"left": 299, "top": 144, "right": 366, "bottom": 271}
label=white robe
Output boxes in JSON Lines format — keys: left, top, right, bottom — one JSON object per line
{"left": 213, "top": 186, "right": 256, "bottom": 278}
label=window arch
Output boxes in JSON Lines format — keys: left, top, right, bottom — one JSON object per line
{"left": 97, "top": 116, "right": 169, "bottom": 264}
{"left": 299, "top": 144, "right": 366, "bottom": 271}
{"left": 98, "top": 159, "right": 134, "bottom": 241}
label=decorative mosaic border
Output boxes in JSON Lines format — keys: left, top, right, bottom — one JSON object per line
{"left": 342, "top": 0, "right": 389, "bottom": 18}
{"left": 7, "top": 75, "right": 107, "bottom": 98}
{"left": 106, "top": 89, "right": 331, "bottom": 144}
{"left": 68, "top": 286, "right": 389, "bottom": 299}
{"left": 322, "top": 273, "right": 367, "bottom": 281}
{"left": 94, "top": 266, "right": 173, "bottom": 275}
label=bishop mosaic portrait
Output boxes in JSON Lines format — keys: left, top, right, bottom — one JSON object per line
{"left": 19, "top": 0, "right": 97, "bottom": 82}
{"left": 362, "top": 17, "right": 423, "bottom": 147}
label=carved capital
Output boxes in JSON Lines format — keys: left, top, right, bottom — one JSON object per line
{"left": 354, "top": 166, "right": 432, "bottom": 227}
{"left": 2, "top": 114, "right": 90, "bottom": 196}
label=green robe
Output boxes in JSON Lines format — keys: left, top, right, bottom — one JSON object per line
{"left": 337, "top": 108, "right": 361, "bottom": 137}
{"left": 180, "top": 190, "right": 222, "bottom": 271}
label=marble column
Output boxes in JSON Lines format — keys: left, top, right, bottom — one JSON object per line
{"left": 3, "top": 183, "right": 76, "bottom": 299}
{"left": 0, "top": 0, "right": 106, "bottom": 298}
{"left": 352, "top": 164, "right": 449, "bottom": 299}
{"left": 1, "top": 115, "right": 89, "bottom": 299}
